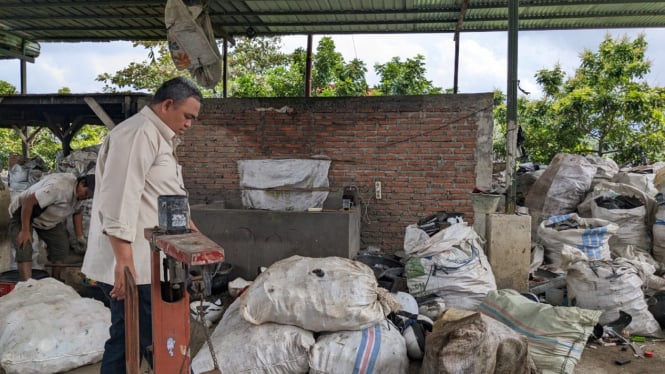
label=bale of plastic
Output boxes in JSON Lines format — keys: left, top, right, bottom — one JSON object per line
{"left": 479, "top": 289, "right": 601, "bottom": 374}
{"left": 191, "top": 298, "right": 314, "bottom": 374}
{"left": 0, "top": 278, "right": 110, "bottom": 374}
{"left": 421, "top": 309, "right": 537, "bottom": 374}
{"left": 240, "top": 255, "right": 399, "bottom": 332}
{"left": 309, "top": 320, "right": 408, "bottom": 374}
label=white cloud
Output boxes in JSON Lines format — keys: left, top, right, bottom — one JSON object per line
{"left": 0, "top": 41, "right": 149, "bottom": 93}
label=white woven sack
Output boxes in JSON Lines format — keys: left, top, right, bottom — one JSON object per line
{"left": 240, "top": 255, "right": 399, "bottom": 332}
{"left": 526, "top": 153, "right": 597, "bottom": 241}
{"left": 612, "top": 171, "right": 659, "bottom": 197}
{"left": 405, "top": 251, "right": 496, "bottom": 311}
{"left": 404, "top": 223, "right": 484, "bottom": 258}
{"left": 561, "top": 245, "right": 664, "bottom": 337}
{"left": 165, "top": 0, "right": 219, "bottom": 70}
{"left": 653, "top": 204, "right": 665, "bottom": 263}
{"left": 537, "top": 213, "right": 617, "bottom": 266}
{"left": 309, "top": 320, "right": 408, "bottom": 374}
{"left": 479, "top": 289, "right": 601, "bottom": 374}
{"left": 405, "top": 223, "right": 496, "bottom": 311}
{"left": 0, "top": 279, "right": 110, "bottom": 374}
{"left": 191, "top": 298, "right": 314, "bottom": 374}
{"left": 579, "top": 181, "right": 655, "bottom": 251}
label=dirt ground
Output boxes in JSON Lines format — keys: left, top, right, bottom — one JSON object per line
{"left": 573, "top": 340, "right": 665, "bottom": 374}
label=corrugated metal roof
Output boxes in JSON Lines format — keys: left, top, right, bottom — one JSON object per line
{"left": 0, "top": 0, "right": 663, "bottom": 60}
{"left": 1, "top": 0, "right": 664, "bottom": 43}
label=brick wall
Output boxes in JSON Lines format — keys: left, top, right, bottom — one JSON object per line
{"left": 180, "top": 93, "right": 494, "bottom": 253}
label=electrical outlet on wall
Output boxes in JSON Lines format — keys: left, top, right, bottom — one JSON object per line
{"left": 375, "top": 181, "right": 382, "bottom": 200}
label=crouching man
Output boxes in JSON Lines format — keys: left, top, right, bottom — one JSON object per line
{"left": 8, "top": 173, "right": 95, "bottom": 281}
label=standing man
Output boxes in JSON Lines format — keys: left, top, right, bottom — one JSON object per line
{"left": 8, "top": 172, "right": 95, "bottom": 281}
{"left": 82, "top": 77, "right": 203, "bottom": 373}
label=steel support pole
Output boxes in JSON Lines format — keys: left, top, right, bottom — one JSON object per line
{"left": 505, "top": 0, "right": 519, "bottom": 214}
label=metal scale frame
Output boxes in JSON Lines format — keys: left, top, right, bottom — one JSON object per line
{"left": 125, "top": 228, "right": 225, "bottom": 374}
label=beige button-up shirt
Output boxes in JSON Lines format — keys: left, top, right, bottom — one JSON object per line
{"left": 82, "top": 106, "right": 188, "bottom": 286}
{"left": 8, "top": 173, "right": 82, "bottom": 230}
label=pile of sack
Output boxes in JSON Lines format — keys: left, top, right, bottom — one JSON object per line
{"left": 191, "top": 255, "right": 409, "bottom": 374}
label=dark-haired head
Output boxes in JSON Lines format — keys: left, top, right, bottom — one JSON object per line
{"left": 76, "top": 174, "right": 95, "bottom": 200}
{"left": 150, "top": 77, "right": 203, "bottom": 106}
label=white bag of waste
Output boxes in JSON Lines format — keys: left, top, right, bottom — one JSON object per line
{"left": 240, "top": 255, "right": 400, "bottom": 332}
{"left": 561, "top": 245, "right": 664, "bottom": 337}
{"left": 479, "top": 289, "right": 601, "bottom": 374}
{"left": 309, "top": 320, "right": 409, "bottom": 374}
{"left": 0, "top": 278, "right": 110, "bottom": 374}
{"left": 537, "top": 213, "right": 617, "bottom": 266}
{"left": 653, "top": 202, "right": 665, "bottom": 264}
{"left": 526, "top": 153, "right": 597, "bottom": 242}
{"left": 191, "top": 298, "right": 314, "bottom": 374}
{"left": 578, "top": 181, "right": 655, "bottom": 251}
{"left": 404, "top": 224, "right": 496, "bottom": 311}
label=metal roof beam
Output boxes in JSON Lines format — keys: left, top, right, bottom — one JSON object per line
{"left": 0, "top": 0, "right": 164, "bottom": 9}
{"left": 5, "top": 9, "right": 664, "bottom": 25}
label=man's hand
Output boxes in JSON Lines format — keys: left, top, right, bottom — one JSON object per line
{"left": 108, "top": 236, "right": 135, "bottom": 300}
{"left": 76, "top": 235, "right": 87, "bottom": 248}
{"left": 17, "top": 229, "right": 32, "bottom": 247}
{"left": 110, "top": 259, "right": 136, "bottom": 300}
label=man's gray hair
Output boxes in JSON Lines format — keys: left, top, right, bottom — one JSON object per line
{"left": 151, "top": 76, "right": 203, "bottom": 105}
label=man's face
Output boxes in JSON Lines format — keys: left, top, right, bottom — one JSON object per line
{"left": 158, "top": 97, "right": 201, "bottom": 136}
{"left": 76, "top": 182, "right": 92, "bottom": 200}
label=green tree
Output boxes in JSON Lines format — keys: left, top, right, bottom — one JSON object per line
{"left": 311, "top": 37, "right": 344, "bottom": 96}
{"left": 70, "top": 125, "right": 109, "bottom": 150}
{"left": 528, "top": 34, "right": 665, "bottom": 164}
{"left": 264, "top": 48, "right": 307, "bottom": 97}
{"left": 0, "top": 81, "right": 19, "bottom": 169}
{"left": 229, "top": 36, "right": 288, "bottom": 76}
{"left": 228, "top": 36, "right": 290, "bottom": 97}
{"left": 336, "top": 58, "right": 369, "bottom": 97}
{"left": 0, "top": 130, "right": 21, "bottom": 170}
{"left": 374, "top": 55, "right": 442, "bottom": 96}
{"left": 96, "top": 42, "right": 185, "bottom": 93}
{"left": 0, "top": 80, "right": 17, "bottom": 95}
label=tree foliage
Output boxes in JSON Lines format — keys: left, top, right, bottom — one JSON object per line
{"left": 95, "top": 36, "right": 439, "bottom": 98}
{"left": 524, "top": 34, "right": 665, "bottom": 164}
{"left": 374, "top": 55, "right": 442, "bottom": 96}
{"left": 0, "top": 80, "right": 17, "bottom": 95}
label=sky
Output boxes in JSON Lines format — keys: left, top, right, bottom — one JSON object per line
{"left": 1, "top": 28, "right": 665, "bottom": 99}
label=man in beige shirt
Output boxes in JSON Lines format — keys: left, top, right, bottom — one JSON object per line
{"left": 8, "top": 172, "right": 95, "bottom": 281}
{"left": 82, "top": 77, "right": 202, "bottom": 373}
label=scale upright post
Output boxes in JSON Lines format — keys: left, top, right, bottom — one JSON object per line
{"left": 124, "top": 231, "right": 224, "bottom": 373}
{"left": 147, "top": 229, "right": 225, "bottom": 373}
